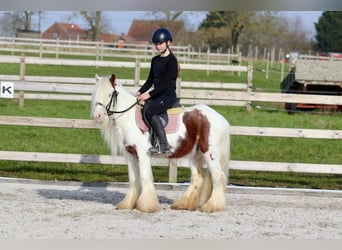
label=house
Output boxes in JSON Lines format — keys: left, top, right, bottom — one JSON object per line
{"left": 42, "top": 22, "right": 89, "bottom": 40}
{"left": 42, "top": 20, "right": 186, "bottom": 45}
{"left": 126, "top": 20, "right": 160, "bottom": 43}
{"left": 42, "top": 22, "right": 125, "bottom": 44}
{"left": 127, "top": 19, "right": 186, "bottom": 44}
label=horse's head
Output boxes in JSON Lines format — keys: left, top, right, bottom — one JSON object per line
{"left": 91, "top": 74, "right": 136, "bottom": 124}
{"left": 92, "top": 74, "right": 117, "bottom": 124}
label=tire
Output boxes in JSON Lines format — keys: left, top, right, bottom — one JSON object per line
{"left": 287, "top": 103, "right": 296, "bottom": 114}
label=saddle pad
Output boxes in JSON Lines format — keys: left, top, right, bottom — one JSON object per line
{"left": 135, "top": 106, "right": 181, "bottom": 134}
{"left": 167, "top": 106, "right": 184, "bottom": 115}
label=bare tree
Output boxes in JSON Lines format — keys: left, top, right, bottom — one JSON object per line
{"left": 0, "top": 12, "right": 18, "bottom": 35}
{"left": 79, "top": 11, "right": 103, "bottom": 41}
{"left": 0, "top": 11, "right": 39, "bottom": 36}
{"left": 22, "top": 11, "right": 34, "bottom": 30}
{"left": 149, "top": 11, "right": 183, "bottom": 24}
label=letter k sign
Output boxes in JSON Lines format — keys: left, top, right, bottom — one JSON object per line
{"left": 0, "top": 82, "right": 14, "bottom": 98}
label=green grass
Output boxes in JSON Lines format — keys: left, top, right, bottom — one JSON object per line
{"left": 1, "top": 99, "right": 341, "bottom": 189}
{"left": 0, "top": 56, "right": 341, "bottom": 189}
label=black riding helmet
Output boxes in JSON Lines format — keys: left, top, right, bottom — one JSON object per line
{"left": 151, "top": 28, "right": 173, "bottom": 44}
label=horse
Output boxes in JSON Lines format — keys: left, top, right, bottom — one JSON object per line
{"left": 91, "top": 74, "right": 230, "bottom": 213}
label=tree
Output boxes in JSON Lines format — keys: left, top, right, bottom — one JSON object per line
{"left": 78, "top": 11, "right": 109, "bottom": 41}
{"left": 0, "top": 11, "right": 39, "bottom": 36}
{"left": 198, "top": 11, "right": 254, "bottom": 51}
{"left": 150, "top": 11, "right": 183, "bottom": 24}
{"left": 198, "top": 11, "right": 228, "bottom": 29}
{"left": 0, "top": 12, "right": 19, "bottom": 36}
{"left": 315, "top": 11, "right": 342, "bottom": 52}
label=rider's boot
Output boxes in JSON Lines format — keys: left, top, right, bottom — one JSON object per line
{"left": 149, "top": 115, "right": 171, "bottom": 156}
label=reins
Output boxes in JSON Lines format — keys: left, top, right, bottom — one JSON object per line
{"left": 95, "top": 88, "right": 139, "bottom": 116}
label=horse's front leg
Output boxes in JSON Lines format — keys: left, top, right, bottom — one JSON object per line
{"left": 115, "top": 149, "right": 141, "bottom": 210}
{"left": 135, "top": 151, "right": 160, "bottom": 213}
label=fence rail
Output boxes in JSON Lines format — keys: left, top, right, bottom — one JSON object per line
{"left": 0, "top": 115, "right": 341, "bottom": 182}
{"left": 2, "top": 55, "right": 342, "bottom": 108}
{"left": 0, "top": 55, "right": 252, "bottom": 108}
{"left": 0, "top": 36, "right": 241, "bottom": 65}
{"left": 1, "top": 55, "right": 342, "bottom": 182}
{"left": 1, "top": 116, "right": 341, "bottom": 139}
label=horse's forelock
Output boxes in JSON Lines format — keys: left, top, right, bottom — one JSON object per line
{"left": 109, "top": 74, "right": 116, "bottom": 88}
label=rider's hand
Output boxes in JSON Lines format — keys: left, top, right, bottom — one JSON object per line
{"left": 139, "top": 92, "right": 151, "bottom": 101}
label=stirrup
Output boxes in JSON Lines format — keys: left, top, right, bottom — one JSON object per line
{"left": 149, "top": 146, "right": 171, "bottom": 157}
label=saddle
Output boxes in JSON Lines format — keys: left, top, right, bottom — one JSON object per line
{"left": 135, "top": 98, "right": 184, "bottom": 134}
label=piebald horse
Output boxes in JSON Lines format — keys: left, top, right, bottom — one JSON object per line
{"left": 91, "top": 74, "right": 230, "bottom": 213}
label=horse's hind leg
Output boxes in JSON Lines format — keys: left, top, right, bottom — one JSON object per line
{"left": 171, "top": 152, "right": 205, "bottom": 211}
{"left": 200, "top": 152, "right": 227, "bottom": 213}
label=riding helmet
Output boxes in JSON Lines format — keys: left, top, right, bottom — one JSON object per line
{"left": 151, "top": 28, "right": 173, "bottom": 43}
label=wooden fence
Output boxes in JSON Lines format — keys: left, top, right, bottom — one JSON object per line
{"left": 0, "top": 115, "right": 341, "bottom": 183}
{"left": 1, "top": 56, "right": 342, "bottom": 182}
{"left": 0, "top": 55, "right": 252, "bottom": 109}
{"left": 0, "top": 36, "right": 241, "bottom": 65}
{"left": 1, "top": 55, "right": 342, "bottom": 108}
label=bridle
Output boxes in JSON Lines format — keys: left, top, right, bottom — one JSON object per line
{"left": 95, "top": 74, "right": 139, "bottom": 116}
{"left": 95, "top": 87, "right": 140, "bottom": 116}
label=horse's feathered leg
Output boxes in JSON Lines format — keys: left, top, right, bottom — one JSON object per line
{"left": 200, "top": 147, "right": 228, "bottom": 213}
{"left": 171, "top": 150, "right": 205, "bottom": 211}
{"left": 135, "top": 151, "right": 160, "bottom": 213}
{"left": 116, "top": 151, "right": 141, "bottom": 210}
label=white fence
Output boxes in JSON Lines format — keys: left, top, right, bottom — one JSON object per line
{"left": 0, "top": 55, "right": 252, "bottom": 108}
{"left": 0, "top": 36, "right": 241, "bottom": 65}
{"left": 1, "top": 55, "right": 342, "bottom": 108}
{"left": 0, "top": 115, "right": 341, "bottom": 183}
{"left": 0, "top": 55, "right": 341, "bottom": 182}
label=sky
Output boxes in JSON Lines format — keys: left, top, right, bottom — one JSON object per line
{"left": 32, "top": 11, "right": 322, "bottom": 36}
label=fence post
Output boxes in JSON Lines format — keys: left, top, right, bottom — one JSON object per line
{"left": 19, "top": 54, "right": 25, "bottom": 108}
{"left": 280, "top": 55, "right": 285, "bottom": 81}
{"left": 227, "top": 48, "right": 231, "bottom": 65}
{"left": 11, "top": 37, "right": 15, "bottom": 56}
{"left": 238, "top": 51, "right": 242, "bottom": 76}
{"left": 96, "top": 42, "right": 99, "bottom": 62}
{"left": 101, "top": 40, "right": 104, "bottom": 61}
{"left": 134, "top": 58, "right": 141, "bottom": 87}
{"left": 206, "top": 48, "right": 210, "bottom": 76}
{"left": 266, "top": 52, "right": 270, "bottom": 79}
{"left": 55, "top": 38, "right": 59, "bottom": 59}
{"left": 168, "top": 159, "right": 178, "bottom": 183}
{"left": 39, "top": 39, "right": 43, "bottom": 58}
{"left": 246, "top": 60, "right": 253, "bottom": 112}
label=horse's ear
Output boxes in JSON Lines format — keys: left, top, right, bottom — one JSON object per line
{"left": 109, "top": 74, "right": 116, "bottom": 88}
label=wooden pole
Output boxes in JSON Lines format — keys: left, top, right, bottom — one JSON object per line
{"left": 19, "top": 54, "right": 25, "bottom": 108}
{"left": 206, "top": 48, "right": 210, "bottom": 76}
{"left": 134, "top": 58, "right": 141, "bottom": 87}
{"left": 280, "top": 54, "right": 285, "bottom": 81}
{"left": 247, "top": 60, "right": 253, "bottom": 112}
{"left": 168, "top": 159, "right": 178, "bottom": 183}
{"left": 266, "top": 52, "right": 270, "bottom": 79}
{"left": 55, "top": 38, "right": 59, "bottom": 59}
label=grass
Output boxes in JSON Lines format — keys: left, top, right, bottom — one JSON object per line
{"left": 0, "top": 56, "right": 341, "bottom": 189}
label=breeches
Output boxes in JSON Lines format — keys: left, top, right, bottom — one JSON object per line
{"left": 143, "top": 95, "right": 176, "bottom": 125}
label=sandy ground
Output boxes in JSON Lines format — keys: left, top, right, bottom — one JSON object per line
{"left": 1, "top": 178, "right": 342, "bottom": 239}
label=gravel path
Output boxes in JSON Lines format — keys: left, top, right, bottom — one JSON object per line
{"left": 1, "top": 178, "right": 342, "bottom": 239}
